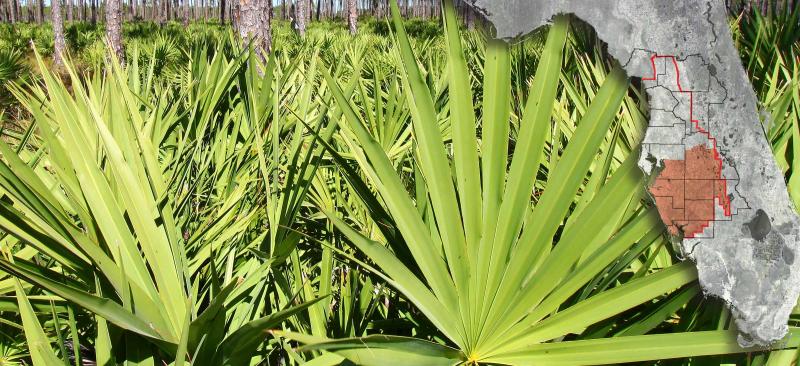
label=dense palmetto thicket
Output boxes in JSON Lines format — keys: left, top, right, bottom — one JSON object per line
{"left": 0, "top": 0, "right": 798, "bottom": 365}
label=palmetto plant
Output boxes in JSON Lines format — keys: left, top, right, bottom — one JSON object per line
{"left": 281, "top": 1, "right": 800, "bottom": 364}
{"left": 0, "top": 47, "right": 331, "bottom": 364}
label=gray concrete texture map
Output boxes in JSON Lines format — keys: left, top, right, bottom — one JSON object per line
{"left": 465, "top": 0, "right": 800, "bottom": 346}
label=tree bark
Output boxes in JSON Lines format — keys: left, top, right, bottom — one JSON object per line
{"left": 293, "top": 0, "right": 306, "bottom": 36}
{"left": 106, "top": 0, "right": 124, "bottom": 63}
{"left": 219, "top": 0, "right": 225, "bottom": 23}
{"left": 182, "top": 0, "right": 188, "bottom": 25}
{"left": 52, "top": 0, "right": 66, "bottom": 66}
{"left": 346, "top": 0, "right": 355, "bottom": 34}
{"left": 237, "top": 0, "right": 270, "bottom": 59}
{"left": 9, "top": 0, "right": 17, "bottom": 22}
{"left": 36, "top": 0, "right": 43, "bottom": 23}
{"left": 90, "top": 0, "right": 96, "bottom": 23}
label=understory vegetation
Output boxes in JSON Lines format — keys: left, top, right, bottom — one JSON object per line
{"left": 0, "top": 2, "right": 798, "bottom": 365}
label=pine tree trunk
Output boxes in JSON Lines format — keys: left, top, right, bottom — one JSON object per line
{"left": 346, "top": 0, "right": 355, "bottom": 34}
{"left": 36, "top": 0, "right": 43, "bottom": 23}
{"left": 106, "top": 0, "right": 124, "bottom": 62}
{"left": 52, "top": 0, "right": 66, "bottom": 66}
{"left": 294, "top": 0, "right": 306, "bottom": 36}
{"left": 182, "top": 0, "right": 188, "bottom": 25}
{"left": 9, "top": 0, "right": 17, "bottom": 22}
{"left": 90, "top": 0, "right": 96, "bottom": 23}
{"left": 219, "top": 0, "right": 225, "bottom": 23}
{"left": 236, "top": 0, "right": 269, "bottom": 59}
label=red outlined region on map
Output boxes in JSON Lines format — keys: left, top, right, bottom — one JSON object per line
{"left": 643, "top": 54, "right": 733, "bottom": 238}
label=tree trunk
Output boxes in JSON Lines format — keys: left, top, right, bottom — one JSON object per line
{"left": 90, "top": 0, "right": 96, "bottom": 23}
{"left": 236, "top": 0, "right": 270, "bottom": 59}
{"left": 36, "top": 0, "right": 42, "bottom": 23}
{"left": 219, "top": 0, "right": 225, "bottom": 23}
{"left": 52, "top": 0, "right": 66, "bottom": 66}
{"left": 182, "top": 0, "right": 188, "bottom": 25}
{"left": 106, "top": 0, "right": 124, "bottom": 63}
{"left": 9, "top": 0, "right": 17, "bottom": 22}
{"left": 346, "top": 0, "right": 355, "bottom": 34}
{"left": 294, "top": 0, "right": 306, "bottom": 36}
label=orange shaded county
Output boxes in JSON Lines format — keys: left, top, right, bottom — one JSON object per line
{"left": 649, "top": 145, "right": 732, "bottom": 238}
